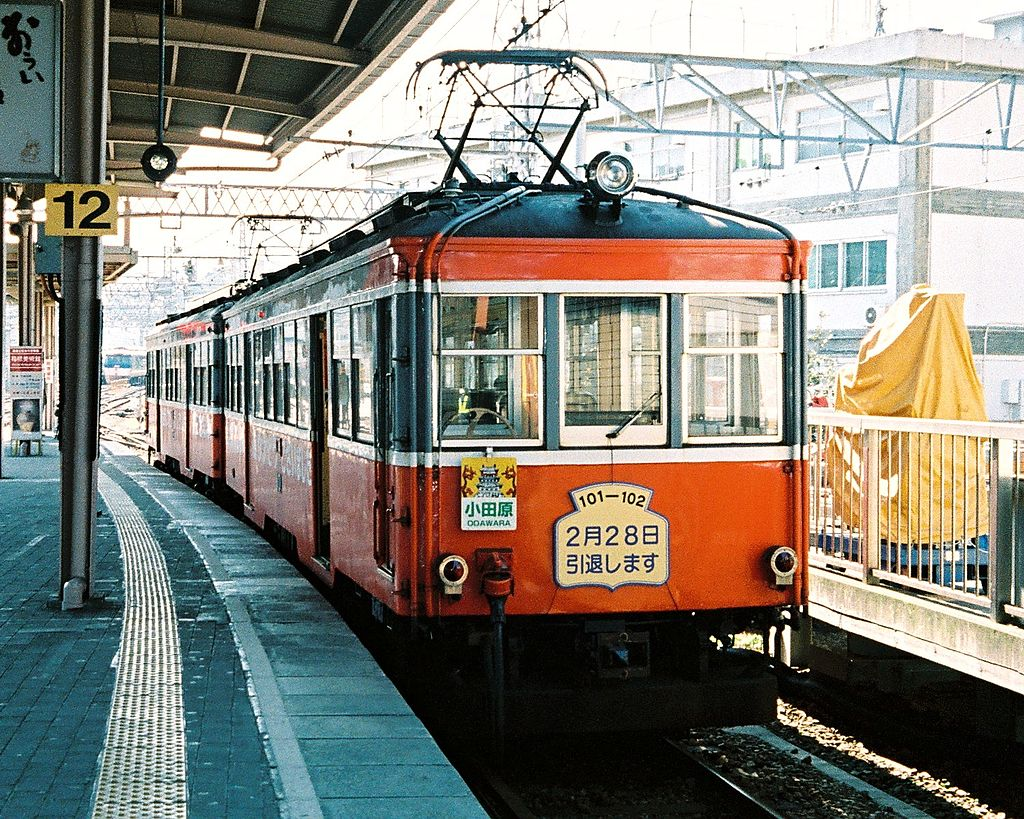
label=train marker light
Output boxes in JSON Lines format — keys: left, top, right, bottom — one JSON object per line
{"left": 438, "top": 554, "right": 470, "bottom": 596}
{"left": 586, "top": 152, "right": 636, "bottom": 200}
{"left": 768, "top": 546, "right": 798, "bottom": 586}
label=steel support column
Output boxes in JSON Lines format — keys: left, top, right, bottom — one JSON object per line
{"left": 59, "top": 0, "right": 108, "bottom": 610}
{"left": 16, "top": 195, "right": 35, "bottom": 345}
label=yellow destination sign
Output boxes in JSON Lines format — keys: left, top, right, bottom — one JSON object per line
{"left": 44, "top": 184, "right": 119, "bottom": 236}
{"left": 460, "top": 456, "right": 517, "bottom": 530}
{"left": 554, "top": 482, "right": 669, "bottom": 590}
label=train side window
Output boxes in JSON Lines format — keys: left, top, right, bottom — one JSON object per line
{"left": 560, "top": 296, "right": 665, "bottom": 446}
{"left": 192, "top": 342, "right": 204, "bottom": 406}
{"left": 262, "top": 328, "right": 274, "bottom": 420}
{"left": 330, "top": 307, "right": 351, "bottom": 436}
{"left": 272, "top": 324, "right": 285, "bottom": 423}
{"left": 253, "top": 331, "right": 264, "bottom": 417}
{"left": 173, "top": 346, "right": 182, "bottom": 402}
{"left": 235, "top": 336, "right": 244, "bottom": 412}
{"left": 206, "top": 340, "right": 215, "bottom": 407}
{"left": 439, "top": 295, "right": 541, "bottom": 442}
{"left": 295, "top": 320, "right": 310, "bottom": 429}
{"left": 683, "top": 294, "right": 782, "bottom": 442}
{"left": 228, "top": 336, "right": 239, "bottom": 412}
{"left": 244, "top": 333, "right": 253, "bottom": 416}
{"left": 351, "top": 304, "right": 375, "bottom": 442}
{"left": 224, "top": 338, "right": 233, "bottom": 411}
{"left": 283, "top": 321, "right": 296, "bottom": 425}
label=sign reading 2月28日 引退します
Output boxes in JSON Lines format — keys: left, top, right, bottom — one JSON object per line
{"left": 461, "top": 456, "right": 517, "bottom": 530}
{"left": 554, "top": 483, "right": 669, "bottom": 590}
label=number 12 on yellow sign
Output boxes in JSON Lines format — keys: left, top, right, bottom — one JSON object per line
{"left": 44, "top": 184, "right": 120, "bottom": 236}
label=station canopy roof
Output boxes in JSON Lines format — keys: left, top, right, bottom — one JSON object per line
{"left": 107, "top": 0, "right": 454, "bottom": 185}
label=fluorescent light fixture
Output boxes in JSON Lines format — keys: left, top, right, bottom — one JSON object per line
{"left": 199, "top": 126, "right": 267, "bottom": 146}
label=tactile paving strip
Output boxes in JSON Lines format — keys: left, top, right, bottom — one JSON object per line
{"left": 92, "top": 473, "right": 188, "bottom": 818}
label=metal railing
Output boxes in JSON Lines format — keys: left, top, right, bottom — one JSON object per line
{"left": 809, "top": 409, "right": 1024, "bottom": 623}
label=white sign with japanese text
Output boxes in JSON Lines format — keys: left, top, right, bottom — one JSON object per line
{"left": 0, "top": 2, "right": 61, "bottom": 180}
{"left": 9, "top": 345, "right": 42, "bottom": 440}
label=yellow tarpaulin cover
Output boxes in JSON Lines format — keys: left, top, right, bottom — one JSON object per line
{"left": 825, "top": 287, "right": 988, "bottom": 544}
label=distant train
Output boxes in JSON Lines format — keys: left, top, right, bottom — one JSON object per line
{"left": 102, "top": 347, "right": 146, "bottom": 386}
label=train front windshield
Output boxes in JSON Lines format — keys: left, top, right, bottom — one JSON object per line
{"left": 437, "top": 293, "right": 785, "bottom": 446}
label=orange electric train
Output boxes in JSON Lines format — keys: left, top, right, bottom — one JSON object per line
{"left": 146, "top": 51, "right": 808, "bottom": 735}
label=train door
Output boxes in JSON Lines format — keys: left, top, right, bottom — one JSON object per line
{"left": 373, "top": 298, "right": 395, "bottom": 574}
{"left": 310, "top": 314, "right": 331, "bottom": 564}
{"left": 154, "top": 349, "right": 162, "bottom": 451}
{"left": 184, "top": 343, "right": 192, "bottom": 472}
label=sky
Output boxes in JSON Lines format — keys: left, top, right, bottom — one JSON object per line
{"left": 99, "top": 0, "right": 1024, "bottom": 345}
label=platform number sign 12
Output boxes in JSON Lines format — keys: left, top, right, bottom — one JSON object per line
{"left": 44, "top": 184, "right": 119, "bottom": 236}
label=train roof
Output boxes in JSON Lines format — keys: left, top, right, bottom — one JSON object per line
{"left": 246, "top": 184, "right": 790, "bottom": 294}
{"left": 153, "top": 183, "right": 794, "bottom": 328}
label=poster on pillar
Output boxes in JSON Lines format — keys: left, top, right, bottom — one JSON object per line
{"left": 10, "top": 346, "right": 43, "bottom": 440}
{"left": 0, "top": 2, "right": 62, "bottom": 180}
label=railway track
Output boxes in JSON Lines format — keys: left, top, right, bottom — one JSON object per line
{"left": 99, "top": 384, "right": 147, "bottom": 451}
{"left": 667, "top": 736, "right": 787, "bottom": 817}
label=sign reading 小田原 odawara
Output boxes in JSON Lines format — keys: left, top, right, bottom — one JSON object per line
{"left": 553, "top": 482, "right": 669, "bottom": 590}
{"left": 460, "top": 456, "right": 517, "bottom": 530}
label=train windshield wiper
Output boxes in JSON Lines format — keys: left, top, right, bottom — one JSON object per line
{"left": 606, "top": 391, "right": 661, "bottom": 439}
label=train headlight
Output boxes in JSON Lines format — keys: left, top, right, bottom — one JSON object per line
{"left": 768, "top": 546, "right": 798, "bottom": 586}
{"left": 438, "top": 554, "right": 470, "bottom": 596}
{"left": 586, "top": 152, "right": 636, "bottom": 200}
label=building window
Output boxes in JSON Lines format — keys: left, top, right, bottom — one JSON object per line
{"left": 625, "top": 135, "right": 685, "bottom": 181}
{"left": 684, "top": 295, "right": 782, "bottom": 441}
{"left": 796, "top": 99, "right": 889, "bottom": 162}
{"left": 439, "top": 295, "right": 541, "bottom": 442}
{"left": 808, "top": 240, "right": 887, "bottom": 289}
{"left": 734, "top": 122, "right": 779, "bottom": 170}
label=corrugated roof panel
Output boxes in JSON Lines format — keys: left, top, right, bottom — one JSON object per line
{"left": 225, "top": 108, "right": 284, "bottom": 137}
{"left": 109, "top": 43, "right": 160, "bottom": 83}
{"left": 182, "top": 0, "right": 261, "bottom": 27}
{"left": 338, "top": 0, "right": 395, "bottom": 47}
{"left": 242, "top": 55, "right": 333, "bottom": 101}
{"left": 170, "top": 99, "right": 230, "bottom": 130}
{"left": 111, "top": 95, "right": 158, "bottom": 126}
{"left": 262, "top": 0, "right": 344, "bottom": 40}
{"left": 175, "top": 50, "right": 245, "bottom": 94}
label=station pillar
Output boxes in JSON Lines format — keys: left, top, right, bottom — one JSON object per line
{"left": 16, "top": 194, "right": 36, "bottom": 346}
{"left": 59, "top": 0, "right": 108, "bottom": 610}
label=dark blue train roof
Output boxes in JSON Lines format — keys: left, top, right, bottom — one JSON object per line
{"left": 156, "top": 184, "right": 791, "bottom": 325}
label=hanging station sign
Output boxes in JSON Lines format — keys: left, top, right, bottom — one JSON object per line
{"left": 0, "top": 2, "right": 61, "bottom": 180}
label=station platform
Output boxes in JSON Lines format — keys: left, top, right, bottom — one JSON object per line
{"left": 0, "top": 440, "right": 484, "bottom": 818}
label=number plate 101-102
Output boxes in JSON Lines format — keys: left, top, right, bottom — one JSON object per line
{"left": 553, "top": 482, "right": 669, "bottom": 590}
